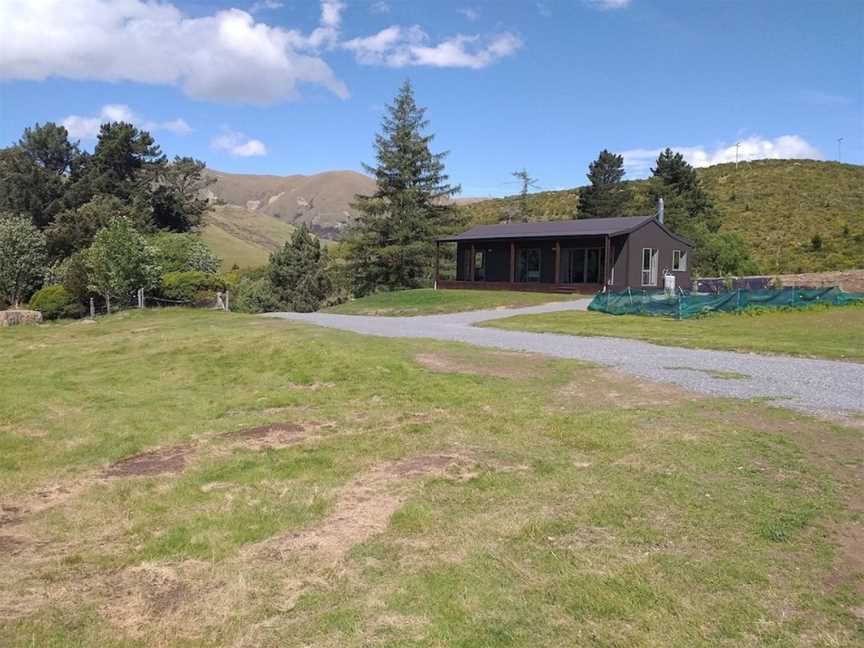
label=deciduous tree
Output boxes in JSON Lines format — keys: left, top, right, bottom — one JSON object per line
{"left": 0, "top": 213, "right": 47, "bottom": 306}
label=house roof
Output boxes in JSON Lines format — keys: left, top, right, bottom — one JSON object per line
{"left": 439, "top": 215, "right": 657, "bottom": 242}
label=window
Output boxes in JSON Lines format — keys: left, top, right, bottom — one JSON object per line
{"left": 517, "top": 248, "right": 541, "bottom": 282}
{"left": 641, "top": 248, "right": 658, "bottom": 286}
{"left": 474, "top": 250, "right": 485, "bottom": 281}
{"left": 672, "top": 249, "right": 687, "bottom": 272}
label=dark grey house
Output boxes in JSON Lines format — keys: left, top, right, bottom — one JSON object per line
{"left": 436, "top": 215, "right": 693, "bottom": 292}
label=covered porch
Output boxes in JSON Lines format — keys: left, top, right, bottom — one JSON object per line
{"left": 434, "top": 235, "right": 619, "bottom": 294}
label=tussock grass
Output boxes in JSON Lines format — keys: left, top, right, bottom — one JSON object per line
{"left": 0, "top": 309, "right": 861, "bottom": 646}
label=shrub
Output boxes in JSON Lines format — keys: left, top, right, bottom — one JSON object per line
{"left": 0, "top": 212, "right": 47, "bottom": 307}
{"left": 29, "top": 285, "right": 84, "bottom": 319}
{"left": 150, "top": 232, "right": 220, "bottom": 273}
{"left": 160, "top": 271, "right": 224, "bottom": 306}
{"left": 232, "top": 275, "right": 280, "bottom": 313}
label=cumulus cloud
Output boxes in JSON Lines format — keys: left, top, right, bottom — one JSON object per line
{"left": 61, "top": 104, "right": 191, "bottom": 140}
{"left": 211, "top": 129, "right": 268, "bottom": 157}
{"left": 344, "top": 28, "right": 522, "bottom": 69}
{"left": 586, "top": 0, "right": 631, "bottom": 9}
{"left": 620, "top": 135, "right": 824, "bottom": 177}
{"left": 458, "top": 8, "right": 480, "bottom": 21}
{"left": 0, "top": 0, "right": 348, "bottom": 104}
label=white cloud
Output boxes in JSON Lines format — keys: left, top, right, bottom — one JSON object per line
{"left": 0, "top": 0, "right": 349, "bottom": 104}
{"left": 61, "top": 104, "right": 191, "bottom": 140}
{"left": 620, "top": 135, "right": 824, "bottom": 177}
{"left": 344, "top": 28, "right": 522, "bottom": 69}
{"left": 369, "top": 1, "right": 390, "bottom": 14}
{"left": 586, "top": 0, "right": 631, "bottom": 10}
{"left": 458, "top": 8, "right": 480, "bottom": 21}
{"left": 211, "top": 129, "right": 268, "bottom": 157}
{"left": 249, "top": 0, "right": 284, "bottom": 13}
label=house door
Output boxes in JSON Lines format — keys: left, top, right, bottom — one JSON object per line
{"left": 563, "top": 248, "right": 604, "bottom": 283}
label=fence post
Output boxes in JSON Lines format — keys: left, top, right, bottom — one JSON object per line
{"left": 89, "top": 297, "right": 95, "bottom": 318}
{"left": 137, "top": 288, "right": 144, "bottom": 309}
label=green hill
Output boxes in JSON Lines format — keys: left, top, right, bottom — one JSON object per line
{"left": 460, "top": 160, "right": 864, "bottom": 274}
{"left": 201, "top": 204, "right": 298, "bottom": 269}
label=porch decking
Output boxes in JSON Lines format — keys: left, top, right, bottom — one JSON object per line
{"left": 436, "top": 279, "right": 599, "bottom": 294}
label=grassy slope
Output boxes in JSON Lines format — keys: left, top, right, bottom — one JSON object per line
{"left": 325, "top": 288, "right": 585, "bottom": 316}
{"left": 0, "top": 309, "right": 862, "bottom": 646}
{"left": 461, "top": 160, "right": 864, "bottom": 274}
{"left": 481, "top": 304, "right": 864, "bottom": 361}
{"left": 201, "top": 204, "right": 299, "bottom": 268}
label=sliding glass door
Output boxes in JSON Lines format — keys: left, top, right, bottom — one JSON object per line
{"left": 517, "top": 248, "right": 541, "bottom": 282}
{"left": 563, "top": 247, "right": 604, "bottom": 283}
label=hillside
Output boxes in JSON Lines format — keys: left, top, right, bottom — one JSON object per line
{"left": 201, "top": 204, "right": 298, "bottom": 268}
{"left": 205, "top": 169, "right": 375, "bottom": 240}
{"left": 459, "top": 160, "right": 864, "bottom": 274}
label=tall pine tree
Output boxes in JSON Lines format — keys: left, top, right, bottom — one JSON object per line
{"left": 647, "top": 148, "right": 715, "bottom": 232}
{"left": 579, "top": 150, "right": 630, "bottom": 219}
{"left": 345, "top": 81, "right": 459, "bottom": 295}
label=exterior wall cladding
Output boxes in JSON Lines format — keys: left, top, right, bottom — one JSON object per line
{"left": 454, "top": 220, "right": 693, "bottom": 290}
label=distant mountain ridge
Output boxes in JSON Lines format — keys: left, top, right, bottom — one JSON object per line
{"left": 205, "top": 169, "right": 376, "bottom": 240}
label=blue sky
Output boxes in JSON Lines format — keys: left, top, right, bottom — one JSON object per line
{"left": 1, "top": 0, "right": 861, "bottom": 196}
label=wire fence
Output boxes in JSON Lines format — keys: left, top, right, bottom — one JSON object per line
{"left": 85, "top": 288, "right": 231, "bottom": 317}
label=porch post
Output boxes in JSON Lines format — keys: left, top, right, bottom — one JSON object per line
{"left": 509, "top": 242, "right": 516, "bottom": 283}
{"left": 554, "top": 241, "right": 561, "bottom": 284}
{"left": 434, "top": 240, "right": 440, "bottom": 290}
{"left": 603, "top": 235, "right": 611, "bottom": 289}
{"left": 469, "top": 243, "right": 475, "bottom": 281}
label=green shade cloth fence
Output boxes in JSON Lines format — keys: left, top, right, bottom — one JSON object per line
{"left": 588, "top": 287, "right": 864, "bottom": 319}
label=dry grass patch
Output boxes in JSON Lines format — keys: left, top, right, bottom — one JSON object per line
{"left": 555, "top": 367, "right": 695, "bottom": 410}
{"left": 415, "top": 350, "right": 550, "bottom": 379}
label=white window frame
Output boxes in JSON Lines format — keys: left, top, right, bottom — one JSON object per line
{"left": 672, "top": 249, "right": 687, "bottom": 272}
{"left": 641, "top": 248, "right": 658, "bottom": 286}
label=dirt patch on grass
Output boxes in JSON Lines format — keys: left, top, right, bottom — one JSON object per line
{"left": 825, "top": 523, "right": 864, "bottom": 596}
{"left": 261, "top": 454, "right": 470, "bottom": 563}
{"left": 415, "top": 351, "right": 547, "bottom": 379}
{"left": 221, "top": 421, "right": 333, "bottom": 450}
{"left": 557, "top": 368, "right": 694, "bottom": 409}
{"left": 103, "top": 446, "right": 192, "bottom": 478}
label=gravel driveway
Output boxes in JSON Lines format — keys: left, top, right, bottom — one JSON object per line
{"left": 267, "top": 299, "right": 864, "bottom": 418}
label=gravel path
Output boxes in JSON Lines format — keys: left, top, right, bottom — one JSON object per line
{"left": 266, "top": 299, "right": 864, "bottom": 417}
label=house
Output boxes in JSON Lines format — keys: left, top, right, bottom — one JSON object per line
{"left": 435, "top": 215, "right": 693, "bottom": 293}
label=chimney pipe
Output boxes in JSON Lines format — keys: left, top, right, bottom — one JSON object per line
{"left": 657, "top": 197, "right": 664, "bottom": 224}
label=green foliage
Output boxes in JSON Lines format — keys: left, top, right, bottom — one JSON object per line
{"left": 268, "top": 224, "right": 332, "bottom": 312}
{"left": 46, "top": 194, "right": 147, "bottom": 259}
{"left": 149, "top": 157, "right": 215, "bottom": 231}
{"left": 232, "top": 273, "right": 280, "bottom": 314}
{"left": 28, "top": 285, "right": 83, "bottom": 319}
{"left": 83, "top": 122, "right": 165, "bottom": 203}
{"left": 159, "top": 271, "right": 224, "bottom": 305}
{"left": 83, "top": 218, "right": 161, "bottom": 312}
{"left": 345, "top": 80, "right": 460, "bottom": 295}
{"left": 580, "top": 150, "right": 631, "bottom": 219}
{"left": 150, "top": 232, "right": 220, "bottom": 273}
{"left": 0, "top": 213, "right": 47, "bottom": 306}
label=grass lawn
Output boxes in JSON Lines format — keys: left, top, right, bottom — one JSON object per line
{"left": 481, "top": 304, "right": 864, "bottom": 362}
{"left": 325, "top": 288, "right": 585, "bottom": 316}
{"left": 1, "top": 309, "right": 862, "bottom": 646}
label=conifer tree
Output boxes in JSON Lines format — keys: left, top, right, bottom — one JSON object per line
{"left": 579, "top": 149, "right": 630, "bottom": 219}
{"left": 345, "top": 81, "right": 459, "bottom": 295}
{"left": 268, "top": 224, "right": 332, "bottom": 312}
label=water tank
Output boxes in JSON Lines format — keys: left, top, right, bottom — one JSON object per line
{"left": 664, "top": 273, "right": 676, "bottom": 296}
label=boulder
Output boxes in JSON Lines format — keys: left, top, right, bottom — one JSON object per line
{"left": 0, "top": 310, "right": 43, "bottom": 327}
